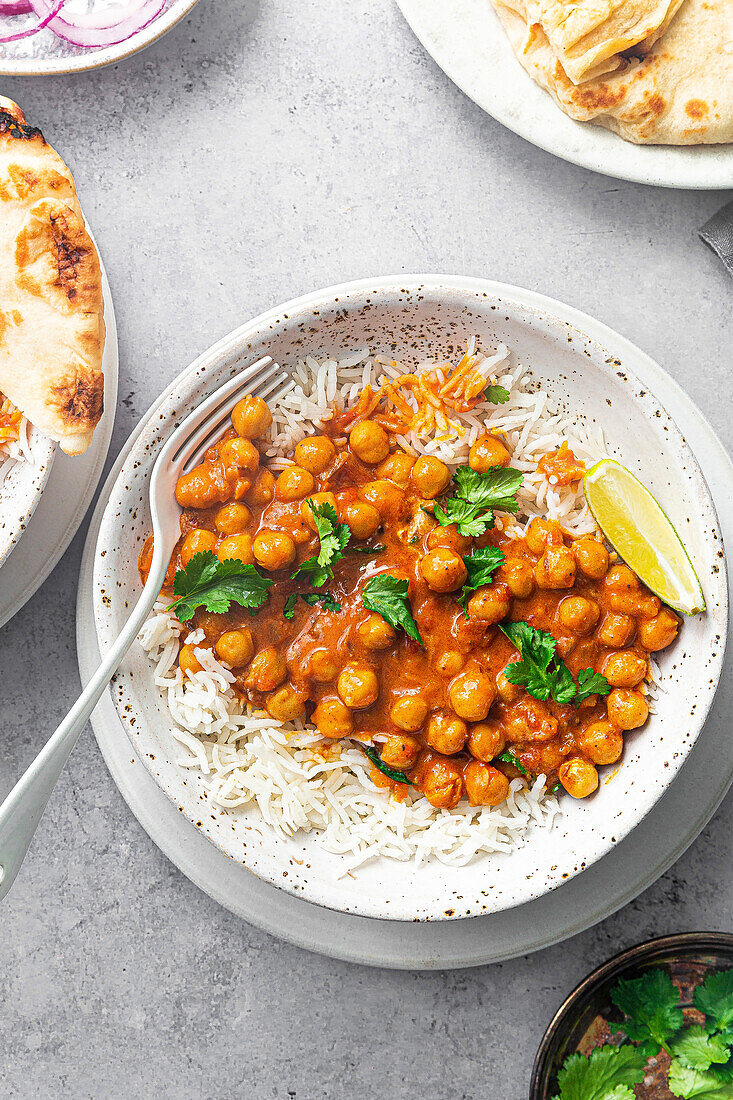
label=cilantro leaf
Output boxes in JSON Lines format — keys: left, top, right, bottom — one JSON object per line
{"left": 169, "top": 551, "right": 272, "bottom": 622}
{"left": 575, "top": 668, "right": 612, "bottom": 704}
{"left": 483, "top": 383, "right": 510, "bottom": 405}
{"left": 433, "top": 464, "right": 523, "bottom": 537}
{"left": 695, "top": 970, "right": 733, "bottom": 1033}
{"left": 283, "top": 591, "right": 341, "bottom": 620}
{"left": 362, "top": 574, "right": 423, "bottom": 645}
{"left": 668, "top": 1059, "right": 733, "bottom": 1098}
{"left": 611, "top": 970, "right": 684, "bottom": 1055}
{"left": 501, "top": 622, "right": 577, "bottom": 705}
{"left": 495, "top": 750, "right": 528, "bottom": 776}
{"left": 361, "top": 744, "right": 411, "bottom": 784}
{"left": 457, "top": 546, "right": 505, "bottom": 615}
{"left": 349, "top": 544, "right": 386, "bottom": 555}
{"left": 552, "top": 1045, "right": 646, "bottom": 1100}
{"left": 672, "top": 1027, "right": 731, "bottom": 1072}
{"left": 291, "top": 499, "right": 350, "bottom": 588}
{"left": 433, "top": 497, "right": 493, "bottom": 537}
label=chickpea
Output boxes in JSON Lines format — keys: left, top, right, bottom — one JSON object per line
{"left": 376, "top": 451, "right": 415, "bottom": 485}
{"left": 607, "top": 688, "right": 649, "bottom": 731}
{"left": 467, "top": 721, "right": 506, "bottom": 762}
{"left": 358, "top": 613, "right": 397, "bottom": 650}
{"left": 219, "top": 436, "right": 260, "bottom": 474}
{"left": 573, "top": 538, "right": 609, "bottom": 579}
{"left": 309, "top": 648, "right": 339, "bottom": 683}
{"left": 178, "top": 643, "right": 203, "bottom": 678}
{"left": 253, "top": 529, "right": 296, "bottom": 571}
{"left": 294, "top": 435, "right": 335, "bottom": 475}
{"left": 449, "top": 670, "right": 497, "bottom": 722}
{"left": 604, "top": 565, "right": 657, "bottom": 617}
{"left": 469, "top": 433, "right": 511, "bottom": 472}
{"left": 597, "top": 612, "right": 636, "bottom": 648}
{"left": 496, "top": 668, "right": 522, "bottom": 703}
{"left": 231, "top": 395, "right": 272, "bottom": 440}
{"left": 464, "top": 761, "right": 510, "bottom": 807}
{"left": 603, "top": 650, "right": 647, "bottom": 688}
{"left": 558, "top": 757, "right": 599, "bottom": 798}
{"left": 360, "top": 480, "right": 405, "bottom": 519}
{"left": 421, "top": 757, "right": 464, "bottom": 809}
{"left": 337, "top": 662, "right": 379, "bottom": 709}
{"left": 535, "top": 545, "right": 576, "bottom": 590}
{"left": 537, "top": 742, "right": 565, "bottom": 774}
{"left": 180, "top": 528, "right": 217, "bottom": 565}
{"left": 466, "top": 582, "right": 513, "bottom": 624}
{"left": 499, "top": 558, "right": 535, "bottom": 599}
{"left": 558, "top": 596, "right": 600, "bottom": 635}
{"left": 275, "top": 465, "right": 316, "bottom": 502}
{"left": 266, "top": 684, "right": 306, "bottom": 722}
{"left": 525, "top": 517, "right": 563, "bottom": 555}
{"left": 175, "top": 464, "right": 229, "bottom": 508}
{"left": 301, "top": 492, "right": 338, "bottom": 530}
{"left": 579, "top": 720, "right": 623, "bottom": 765}
{"left": 246, "top": 647, "right": 287, "bottom": 692}
{"left": 411, "top": 456, "right": 451, "bottom": 499}
{"left": 426, "top": 524, "right": 473, "bottom": 556}
{"left": 638, "top": 608, "right": 679, "bottom": 652}
{"left": 247, "top": 467, "right": 276, "bottom": 506}
{"left": 505, "top": 697, "right": 558, "bottom": 743}
{"left": 215, "top": 628, "right": 254, "bottom": 668}
{"left": 349, "top": 420, "right": 390, "bottom": 464}
{"left": 420, "top": 548, "right": 467, "bottom": 593}
{"left": 342, "top": 499, "right": 381, "bottom": 540}
{"left": 390, "top": 695, "right": 429, "bottom": 733}
{"left": 217, "top": 533, "right": 254, "bottom": 565}
{"left": 214, "top": 502, "right": 251, "bottom": 536}
{"left": 380, "top": 734, "right": 421, "bottom": 770}
{"left": 433, "top": 650, "right": 465, "bottom": 678}
{"left": 426, "top": 711, "right": 469, "bottom": 755}
{"left": 313, "top": 696, "right": 353, "bottom": 738}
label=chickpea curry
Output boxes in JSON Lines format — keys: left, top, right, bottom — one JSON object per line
{"left": 140, "top": 391, "right": 681, "bottom": 814}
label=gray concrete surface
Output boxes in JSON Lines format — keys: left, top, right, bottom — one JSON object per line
{"left": 1, "top": 1, "right": 731, "bottom": 1097}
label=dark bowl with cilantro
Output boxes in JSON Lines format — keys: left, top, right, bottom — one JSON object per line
{"left": 531, "top": 932, "right": 733, "bottom": 1100}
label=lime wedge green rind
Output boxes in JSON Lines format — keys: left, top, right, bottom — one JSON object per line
{"left": 583, "top": 459, "right": 705, "bottom": 617}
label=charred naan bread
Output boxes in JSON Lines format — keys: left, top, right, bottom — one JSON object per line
{"left": 0, "top": 96, "right": 104, "bottom": 455}
{"left": 491, "top": 0, "right": 733, "bottom": 145}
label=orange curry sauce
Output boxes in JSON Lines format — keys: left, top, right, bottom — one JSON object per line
{"left": 139, "top": 394, "right": 680, "bottom": 812}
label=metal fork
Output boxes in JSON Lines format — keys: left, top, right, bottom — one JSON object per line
{"left": 0, "top": 354, "right": 287, "bottom": 902}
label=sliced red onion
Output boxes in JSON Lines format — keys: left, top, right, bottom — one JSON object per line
{"left": 0, "top": 0, "right": 63, "bottom": 42}
{"left": 0, "top": 1, "right": 33, "bottom": 15}
{"left": 27, "top": 0, "right": 165, "bottom": 47}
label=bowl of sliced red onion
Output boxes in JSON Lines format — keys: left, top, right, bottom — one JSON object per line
{"left": 0, "top": 0, "right": 201, "bottom": 73}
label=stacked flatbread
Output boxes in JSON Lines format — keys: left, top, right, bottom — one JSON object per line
{"left": 490, "top": 0, "right": 733, "bottom": 145}
{"left": 0, "top": 96, "right": 104, "bottom": 455}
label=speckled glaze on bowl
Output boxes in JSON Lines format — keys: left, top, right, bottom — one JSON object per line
{"left": 92, "top": 276, "right": 728, "bottom": 922}
{"left": 0, "top": 427, "right": 55, "bottom": 570}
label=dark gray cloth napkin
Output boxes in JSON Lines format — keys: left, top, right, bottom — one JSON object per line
{"left": 700, "top": 201, "right": 733, "bottom": 276}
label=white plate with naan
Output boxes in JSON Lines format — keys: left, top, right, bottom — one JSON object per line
{"left": 397, "top": 0, "right": 733, "bottom": 189}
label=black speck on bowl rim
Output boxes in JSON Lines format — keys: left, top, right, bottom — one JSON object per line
{"left": 531, "top": 931, "right": 733, "bottom": 1099}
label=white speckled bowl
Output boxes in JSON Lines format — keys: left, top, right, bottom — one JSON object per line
{"left": 0, "top": 428, "right": 55, "bottom": 570}
{"left": 92, "top": 276, "right": 727, "bottom": 922}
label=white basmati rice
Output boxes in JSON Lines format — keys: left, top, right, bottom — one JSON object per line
{"left": 138, "top": 342, "right": 616, "bottom": 871}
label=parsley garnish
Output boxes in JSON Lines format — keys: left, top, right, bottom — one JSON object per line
{"left": 495, "top": 750, "right": 527, "bottom": 776}
{"left": 552, "top": 1045, "right": 646, "bottom": 1100}
{"left": 361, "top": 744, "right": 411, "bottom": 784}
{"left": 168, "top": 551, "right": 272, "bottom": 622}
{"left": 283, "top": 591, "right": 341, "bottom": 619}
{"left": 457, "top": 545, "right": 505, "bottom": 615}
{"left": 290, "top": 499, "right": 350, "bottom": 588}
{"left": 362, "top": 574, "right": 423, "bottom": 645}
{"left": 611, "top": 970, "right": 684, "bottom": 1056}
{"left": 433, "top": 465, "right": 523, "bottom": 537}
{"left": 483, "top": 383, "right": 510, "bottom": 404}
{"left": 500, "top": 622, "right": 610, "bottom": 706}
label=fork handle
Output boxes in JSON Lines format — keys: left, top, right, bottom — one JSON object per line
{"left": 0, "top": 579, "right": 159, "bottom": 903}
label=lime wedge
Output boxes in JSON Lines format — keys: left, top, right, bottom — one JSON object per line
{"left": 583, "top": 458, "right": 705, "bottom": 616}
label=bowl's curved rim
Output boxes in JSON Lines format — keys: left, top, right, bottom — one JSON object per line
{"left": 0, "top": 427, "right": 55, "bottom": 570}
{"left": 530, "top": 930, "right": 733, "bottom": 1098}
{"left": 93, "top": 274, "right": 728, "bottom": 922}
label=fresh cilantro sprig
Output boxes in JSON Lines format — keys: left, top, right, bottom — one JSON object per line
{"left": 695, "top": 969, "right": 733, "bottom": 1033}
{"left": 457, "top": 545, "right": 505, "bottom": 615}
{"left": 552, "top": 1044, "right": 646, "bottom": 1100}
{"left": 433, "top": 465, "right": 523, "bottom": 537}
{"left": 283, "top": 591, "right": 341, "bottom": 620}
{"left": 291, "top": 499, "right": 350, "bottom": 588}
{"left": 361, "top": 744, "right": 411, "bottom": 784}
{"left": 483, "top": 383, "right": 510, "bottom": 405}
{"left": 362, "top": 574, "right": 423, "bottom": 645}
{"left": 611, "top": 969, "right": 685, "bottom": 1057}
{"left": 500, "top": 622, "right": 610, "bottom": 707}
{"left": 670, "top": 1027, "right": 731, "bottom": 1072}
{"left": 168, "top": 551, "right": 272, "bottom": 623}
{"left": 667, "top": 1059, "right": 733, "bottom": 1098}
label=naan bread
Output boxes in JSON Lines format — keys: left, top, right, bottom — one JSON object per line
{"left": 491, "top": 0, "right": 733, "bottom": 145}
{"left": 0, "top": 96, "right": 104, "bottom": 455}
